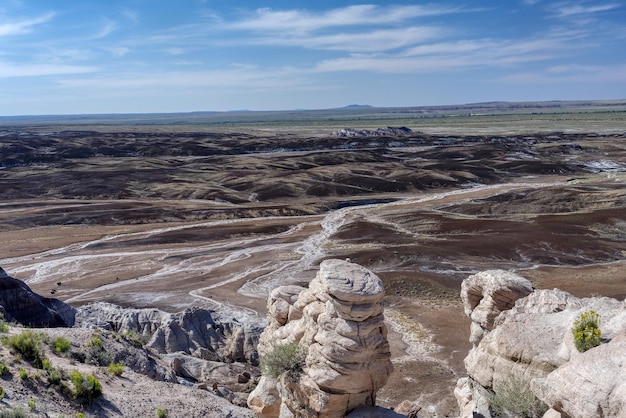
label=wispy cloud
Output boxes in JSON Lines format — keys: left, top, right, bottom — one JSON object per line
{"left": 500, "top": 63, "right": 626, "bottom": 83}
{"left": 230, "top": 5, "right": 462, "bottom": 33}
{"left": 249, "top": 26, "right": 442, "bottom": 52}
{"left": 103, "top": 47, "right": 130, "bottom": 58}
{"left": 315, "top": 30, "right": 578, "bottom": 74}
{"left": 0, "top": 62, "right": 96, "bottom": 78}
{"left": 554, "top": 2, "right": 619, "bottom": 18}
{"left": 0, "top": 12, "right": 54, "bottom": 36}
{"left": 56, "top": 67, "right": 308, "bottom": 91}
{"left": 92, "top": 18, "right": 117, "bottom": 39}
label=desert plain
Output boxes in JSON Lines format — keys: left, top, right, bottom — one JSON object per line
{"left": 1, "top": 102, "right": 625, "bottom": 414}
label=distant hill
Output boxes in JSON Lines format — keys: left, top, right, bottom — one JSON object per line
{"left": 340, "top": 104, "right": 374, "bottom": 109}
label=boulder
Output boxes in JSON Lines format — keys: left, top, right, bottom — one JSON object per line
{"left": 0, "top": 267, "right": 75, "bottom": 327}
{"left": 532, "top": 335, "right": 626, "bottom": 418}
{"left": 460, "top": 269, "right": 533, "bottom": 347}
{"left": 248, "top": 259, "right": 393, "bottom": 418}
{"left": 248, "top": 376, "right": 282, "bottom": 417}
{"left": 456, "top": 269, "right": 626, "bottom": 418}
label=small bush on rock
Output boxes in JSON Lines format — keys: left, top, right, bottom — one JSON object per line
{"left": 572, "top": 310, "right": 601, "bottom": 352}
{"left": 489, "top": 374, "right": 547, "bottom": 418}
{"left": 260, "top": 343, "right": 307, "bottom": 378}
{"left": 156, "top": 407, "right": 168, "bottom": 418}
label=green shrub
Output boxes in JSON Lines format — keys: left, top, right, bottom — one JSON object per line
{"left": 0, "top": 386, "right": 4, "bottom": 400}
{"left": 0, "top": 408, "right": 28, "bottom": 418}
{"left": 572, "top": 310, "right": 602, "bottom": 352}
{"left": 27, "top": 398, "right": 36, "bottom": 411}
{"left": 108, "top": 362, "right": 124, "bottom": 377}
{"left": 85, "top": 335, "right": 111, "bottom": 366}
{"left": 156, "top": 407, "right": 168, "bottom": 418}
{"left": 47, "top": 367, "right": 63, "bottom": 385}
{"left": 6, "top": 330, "right": 47, "bottom": 368}
{"left": 86, "top": 346, "right": 111, "bottom": 367}
{"left": 87, "top": 336, "right": 102, "bottom": 349}
{"left": 121, "top": 330, "right": 149, "bottom": 347}
{"left": 260, "top": 343, "right": 307, "bottom": 378}
{"left": 489, "top": 374, "right": 547, "bottom": 418}
{"left": 0, "top": 320, "right": 9, "bottom": 333}
{"left": 0, "top": 361, "right": 9, "bottom": 376}
{"left": 18, "top": 368, "right": 28, "bottom": 380}
{"left": 70, "top": 371, "right": 102, "bottom": 404}
{"left": 54, "top": 337, "right": 72, "bottom": 354}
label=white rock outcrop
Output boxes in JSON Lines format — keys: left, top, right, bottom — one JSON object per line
{"left": 456, "top": 269, "right": 626, "bottom": 418}
{"left": 248, "top": 259, "right": 393, "bottom": 418}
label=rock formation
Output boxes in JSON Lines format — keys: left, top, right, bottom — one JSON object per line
{"left": 0, "top": 267, "right": 75, "bottom": 327}
{"left": 75, "top": 301, "right": 261, "bottom": 365}
{"left": 248, "top": 259, "right": 393, "bottom": 418}
{"left": 330, "top": 127, "right": 413, "bottom": 138}
{"left": 455, "top": 269, "right": 626, "bottom": 418}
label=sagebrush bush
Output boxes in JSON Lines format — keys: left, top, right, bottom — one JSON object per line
{"left": 0, "top": 318, "right": 9, "bottom": 333}
{"left": 121, "top": 330, "right": 149, "bottom": 347}
{"left": 260, "top": 343, "right": 307, "bottom": 378}
{"left": 0, "top": 408, "right": 28, "bottom": 418}
{"left": 70, "top": 371, "right": 102, "bottom": 404}
{"left": 47, "top": 367, "right": 63, "bottom": 385}
{"left": 54, "top": 337, "right": 72, "bottom": 354}
{"left": 156, "top": 407, "right": 168, "bottom": 418}
{"left": 108, "top": 362, "right": 124, "bottom": 376}
{"left": 489, "top": 374, "right": 547, "bottom": 418}
{"left": 0, "top": 361, "right": 9, "bottom": 376}
{"left": 6, "top": 330, "right": 47, "bottom": 368}
{"left": 572, "top": 310, "right": 601, "bottom": 352}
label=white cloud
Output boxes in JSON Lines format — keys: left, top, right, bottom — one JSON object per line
{"left": 251, "top": 26, "right": 441, "bottom": 52}
{"left": 500, "top": 63, "right": 626, "bottom": 83}
{"left": 230, "top": 5, "right": 462, "bottom": 33}
{"left": 92, "top": 19, "right": 117, "bottom": 39}
{"left": 0, "top": 12, "right": 54, "bottom": 36}
{"left": 0, "top": 62, "right": 96, "bottom": 78}
{"left": 104, "top": 47, "right": 130, "bottom": 57}
{"left": 555, "top": 3, "right": 619, "bottom": 17}
{"left": 314, "top": 31, "right": 578, "bottom": 74}
{"left": 56, "top": 67, "right": 307, "bottom": 91}
{"left": 122, "top": 9, "right": 139, "bottom": 24}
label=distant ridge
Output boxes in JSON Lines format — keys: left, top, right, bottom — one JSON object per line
{"left": 340, "top": 104, "right": 374, "bottom": 109}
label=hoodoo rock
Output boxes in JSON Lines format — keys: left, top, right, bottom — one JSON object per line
{"left": 0, "top": 267, "right": 75, "bottom": 327}
{"left": 248, "top": 259, "right": 393, "bottom": 418}
{"left": 456, "top": 269, "right": 626, "bottom": 418}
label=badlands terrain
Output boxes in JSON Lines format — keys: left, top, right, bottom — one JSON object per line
{"left": 1, "top": 102, "right": 625, "bottom": 415}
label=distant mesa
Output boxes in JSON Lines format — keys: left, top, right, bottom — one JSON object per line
{"left": 340, "top": 104, "right": 374, "bottom": 109}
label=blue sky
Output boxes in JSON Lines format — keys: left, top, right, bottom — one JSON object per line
{"left": 0, "top": 0, "right": 625, "bottom": 115}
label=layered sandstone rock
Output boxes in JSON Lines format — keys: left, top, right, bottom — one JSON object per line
{"left": 0, "top": 267, "right": 75, "bottom": 327}
{"left": 248, "top": 259, "right": 393, "bottom": 418}
{"left": 456, "top": 269, "right": 626, "bottom": 418}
